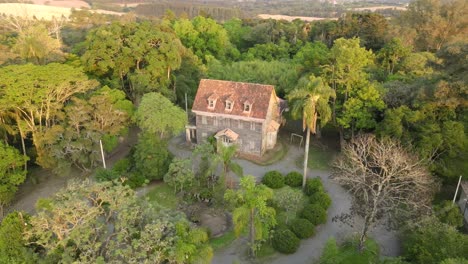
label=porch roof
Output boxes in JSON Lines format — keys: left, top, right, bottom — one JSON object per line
{"left": 214, "top": 128, "right": 239, "bottom": 141}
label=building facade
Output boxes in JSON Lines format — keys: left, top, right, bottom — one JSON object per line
{"left": 186, "top": 79, "right": 283, "bottom": 156}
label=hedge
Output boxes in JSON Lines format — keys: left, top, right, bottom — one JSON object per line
{"left": 272, "top": 228, "right": 300, "bottom": 254}
{"left": 300, "top": 203, "right": 327, "bottom": 225}
{"left": 309, "top": 191, "right": 332, "bottom": 210}
{"left": 304, "top": 177, "right": 324, "bottom": 196}
{"left": 285, "top": 171, "right": 303, "bottom": 187}
{"left": 289, "top": 218, "right": 315, "bottom": 239}
{"left": 262, "top": 170, "right": 285, "bottom": 189}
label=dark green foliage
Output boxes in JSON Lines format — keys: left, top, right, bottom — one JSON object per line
{"left": 124, "top": 173, "right": 148, "bottom": 189}
{"left": 284, "top": 171, "right": 303, "bottom": 187}
{"left": 309, "top": 191, "right": 332, "bottom": 210}
{"left": 262, "top": 171, "right": 285, "bottom": 189}
{"left": 403, "top": 217, "right": 468, "bottom": 264}
{"left": 319, "top": 237, "right": 380, "bottom": 264}
{"left": 300, "top": 203, "right": 327, "bottom": 225}
{"left": 0, "top": 212, "right": 35, "bottom": 263}
{"left": 304, "top": 178, "right": 324, "bottom": 196}
{"left": 95, "top": 168, "right": 120, "bottom": 182}
{"left": 112, "top": 158, "right": 130, "bottom": 174}
{"left": 272, "top": 228, "right": 300, "bottom": 254}
{"left": 133, "top": 134, "right": 172, "bottom": 182}
{"left": 435, "top": 201, "right": 464, "bottom": 228}
{"left": 288, "top": 218, "right": 315, "bottom": 239}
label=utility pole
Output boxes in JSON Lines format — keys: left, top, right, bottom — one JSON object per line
{"left": 99, "top": 139, "right": 107, "bottom": 169}
{"left": 452, "top": 175, "right": 462, "bottom": 204}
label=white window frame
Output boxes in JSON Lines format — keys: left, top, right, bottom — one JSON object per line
{"left": 250, "top": 122, "right": 255, "bottom": 131}
{"left": 201, "top": 115, "right": 207, "bottom": 125}
{"left": 249, "top": 141, "right": 255, "bottom": 150}
{"left": 244, "top": 103, "right": 251, "bottom": 113}
{"left": 238, "top": 119, "right": 243, "bottom": 129}
{"left": 225, "top": 101, "right": 233, "bottom": 111}
{"left": 213, "top": 117, "right": 218, "bottom": 126}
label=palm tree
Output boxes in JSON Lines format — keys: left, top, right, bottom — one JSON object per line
{"left": 287, "top": 75, "right": 335, "bottom": 189}
{"left": 216, "top": 144, "right": 243, "bottom": 188}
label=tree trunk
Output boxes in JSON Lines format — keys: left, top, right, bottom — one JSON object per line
{"left": 249, "top": 207, "right": 256, "bottom": 256}
{"left": 16, "top": 113, "right": 28, "bottom": 171}
{"left": 303, "top": 127, "right": 311, "bottom": 189}
{"left": 315, "top": 123, "right": 322, "bottom": 139}
{"left": 339, "top": 126, "right": 345, "bottom": 150}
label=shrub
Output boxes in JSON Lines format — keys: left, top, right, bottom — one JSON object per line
{"left": 435, "top": 201, "right": 464, "bottom": 228}
{"left": 272, "top": 228, "right": 300, "bottom": 254}
{"left": 262, "top": 170, "right": 285, "bottom": 189}
{"left": 304, "top": 177, "right": 324, "bottom": 196}
{"left": 309, "top": 191, "right": 332, "bottom": 210}
{"left": 289, "top": 218, "right": 315, "bottom": 239}
{"left": 112, "top": 158, "right": 130, "bottom": 174}
{"left": 285, "top": 171, "right": 303, "bottom": 187}
{"left": 125, "top": 172, "right": 147, "bottom": 188}
{"left": 95, "top": 168, "right": 119, "bottom": 182}
{"left": 300, "top": 203, "right": 327, "bottom": 225}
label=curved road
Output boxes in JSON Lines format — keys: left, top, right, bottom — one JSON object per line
{"left": 168, "top": 135, "right": 400, "bottom": 264}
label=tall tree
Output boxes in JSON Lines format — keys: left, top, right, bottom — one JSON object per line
{"left": 224, "top": 176, "right": 276, "bottom": 256}
{"left": 287, "top": 75, "right": 335, "bottom": 189}
{"left": 332, "top": 134, "right": 436, "bottom": 250}
{"left": 216, "top": 144, "right": 243, "bottom": 187}
{"left": 0, "top": 143, "right": 28, "bottom": 217}
{"left": 174, "top": 16, "right": 229, "bottom": 62}
{"left": 134, "top": 92, "right": 186, "bottom": 138}
{"left": 82, "top": 22, "right": 184, "bottom": 101}
{"left": 24, "top": 180, "right": 212, "bottom": 263}
{"left": 0, "top": 63, "right": 98, "bottom": 169}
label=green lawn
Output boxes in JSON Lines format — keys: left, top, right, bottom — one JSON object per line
{"left": 296, "top": 144, "right": 336, "bottom": 170}
{"left": 210, "top": 230, "right": 237, "bottom": 251}
{"left": 144, "top": 183, "right": 179, "bottom": 210}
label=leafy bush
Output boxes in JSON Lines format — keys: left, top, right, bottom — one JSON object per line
{"left": 309, "top": 191, "right": 332, "bottom": 210}
{"left": 304, "top": 177, "right": 324, "bottom": 196}
{"left": 435, "top": 201, "right": 464, "bottom": 228}
{"left": 133, "top": 134, "right": 172, "bottom": 181}
{"left": 95, "top": 168, "right": 120, "bottom": 182}
{"left": 112, "top": 158, "right": 130, "bottom": 174}
{"left": 285, "top": 171, "right": 303, "bottom": 187}
{"left": 403, "top": 217, "right": 468, "bottom": 264}
{"left": 319, "top": 237, "right": 380, "bottom": 264}
{"left": 124, "top": 172, "right": 147, "bottom": 189}
{"left": 262, "top": 170, "right": 284, "bottom": 189}
{"left": 300, "top": 203, "right": 327, "bottom": 225}
{"left": 272, "top": 228, "right": 300, "bottom": 254}
{"left": 289, "top": 218, "right": 315, "bottom": 239}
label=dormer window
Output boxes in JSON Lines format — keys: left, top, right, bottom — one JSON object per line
{"left": 243, "top": 101, "right": 251, "bottom": 113}
{"left": 225, "top": 100, "right": 233, "bottom": 111}
{"left": 207, "top": 94, "right": 218, "bottom": 109}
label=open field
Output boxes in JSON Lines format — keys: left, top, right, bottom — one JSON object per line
{"left": 30, "top": 0, "right": 89, "bottom": 8}
{"left": 350, "top": 5, "right": 407, "bottom": 11}
{"left": 0, "top": 3, "right": 124, "bottom": 19}
{"left": 258, "top": 14, "right": 338, "bottom": 22}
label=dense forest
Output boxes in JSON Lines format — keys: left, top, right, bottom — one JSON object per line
{"left": 0, "top": 0, "right": 467, "bottom": 262}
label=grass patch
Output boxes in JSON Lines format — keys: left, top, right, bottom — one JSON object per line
{"left": 210, "top": 230, "right": 236, "bottom": 251}
{"left": 296, "top": 144, "right": 335, "bottom": 170}
{"left": 144, "top": 183, "right": 179, "bottom": 210}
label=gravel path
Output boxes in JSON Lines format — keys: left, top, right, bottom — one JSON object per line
{"left": 6, "top": 128, "right": 139, "bottom": 216}
{"left": 168, "top": 135, "right": 400, "bottom": 264}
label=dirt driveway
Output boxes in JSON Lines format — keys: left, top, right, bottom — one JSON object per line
{"left": 168, "top": 134, "right": 400, "bottom": 264}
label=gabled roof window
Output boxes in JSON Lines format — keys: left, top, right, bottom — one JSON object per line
{"left": 243, "top": 100, "right": 252, "bottom": 113}
{"left": 225, "top": 100, "right": 233, "bottom": 111}
{"left": 208, "top": 94, "right": 218, "bottom": 109}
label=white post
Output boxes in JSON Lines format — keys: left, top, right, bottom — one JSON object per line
{"left": 185, "top": 93, "right": 189, "bottom": 121}
{"left": 452, "top": 175, "right": 462, "bottom": 204}
{"left": 99, "top": 139, "right": 107, "bottom": 169}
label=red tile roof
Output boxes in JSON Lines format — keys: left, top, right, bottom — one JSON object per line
{"left": 192, "top": 79, "right": 275, "bottom": 120}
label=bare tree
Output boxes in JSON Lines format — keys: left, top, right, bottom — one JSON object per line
{"left": 332, "top": 134, "right": 437, "bottom": 251}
